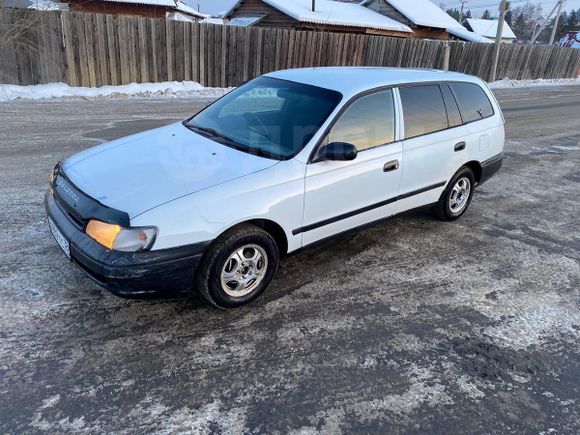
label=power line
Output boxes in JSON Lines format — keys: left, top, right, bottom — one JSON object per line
{"left": 459, "top": 0, "right": 468, "bottom": 21}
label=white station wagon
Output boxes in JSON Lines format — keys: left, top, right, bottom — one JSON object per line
{"left": 46, "top": 67, "right": 504, "bottom": 308}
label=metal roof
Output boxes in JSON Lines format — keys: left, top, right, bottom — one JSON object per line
{"left": 262, "top": 0, "right": 412, "bottom": 33}
{"left": 99, "top": 0, "right": 177, "bottom": 7}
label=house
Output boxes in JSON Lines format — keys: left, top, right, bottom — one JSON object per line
{"left": 63, "top": 0, "right": 207, "bottom": 20}
{"left": 360, "top": 0, "right": 463, "bottom": 40}
{"left": 463, "top": 18, "right": 516, "bottom": 43}
{"left": 2, "top": 0, "right": 68, "bottom": 10}
{"left": 558, "top": 31, "right": 580, "bottom": 49}
{"left": 225, "top": 0, "right": 413, "bottom": 37}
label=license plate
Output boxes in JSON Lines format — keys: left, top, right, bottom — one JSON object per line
{"left": 48, "top": 216, "right": 71, "bottom": 259}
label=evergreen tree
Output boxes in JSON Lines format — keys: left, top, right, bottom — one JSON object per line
{"left": 568, "top": 10, "right": 578, "bottom": 30}
{"left": 446, "top": 8, "right": 461, "bottom": 21}
{"left": 514, "top": 13, "right": 527, "bottom": 38}
{"left": 482, "top": 9, "right": 491, "bottom": 19}
{"left": 505, "top": 10, "right": 513, "bottom": 26}
{"left": 465, "top": 10, "right": 472, "bottom": 19}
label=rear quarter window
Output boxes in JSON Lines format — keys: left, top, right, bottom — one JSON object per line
{"left": 450, "top": 82, "right": 494, "bottom": 123}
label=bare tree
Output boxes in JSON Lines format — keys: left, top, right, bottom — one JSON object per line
{"left": 0, "top": 0, "right": 46, "bottom": 82}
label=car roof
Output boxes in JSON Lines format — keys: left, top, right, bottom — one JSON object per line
{"left": 265, "top": 67, "right": 482, "bottom": 97}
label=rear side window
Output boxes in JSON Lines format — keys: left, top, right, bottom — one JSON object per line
{"left": 450, "top": 82, "right": 494, "bottom": 123}
{"left": 400, "top": 85, "right": 448, "bottom": 139}
{"left": 326, "top": 90, "right": 395, "bottom": 151}
{"left": 440, "top": 84, "right": 463, "bottom": 128}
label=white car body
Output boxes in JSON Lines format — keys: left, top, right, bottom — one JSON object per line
{"left": 63, "top": 67, "right": 504, "bottom": 252}
{"left": 47, "top": 67, "right": 504, "bottom": 303}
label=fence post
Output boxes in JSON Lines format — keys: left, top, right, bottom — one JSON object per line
{"left": 490, "top": 0, "right": 508, "bottom": 82}
{"left": 442, "top": 42, "right": 450, "bottom": 71}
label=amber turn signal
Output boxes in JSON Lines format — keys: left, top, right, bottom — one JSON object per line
{"left": 86, "top": 220, "right": 121, "bottom": 250}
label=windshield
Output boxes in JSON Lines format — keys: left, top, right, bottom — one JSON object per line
{"left": 185, "top": 76, "right": 342, "bottom": 160}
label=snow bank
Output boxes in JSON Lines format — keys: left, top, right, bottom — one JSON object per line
{"left": 2, "top": 77, "right": 578, "bottom": 101}
{"left": 0, "top": 81, "right": 232, "bottom": 102}
{"left": 488, "top": 77, "right": 580, "bottom": 89}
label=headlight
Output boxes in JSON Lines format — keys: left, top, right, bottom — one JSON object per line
{"left": 48, "top": 164, "right": 57, "bottom": 185}
{"left": 86, "top": 220, "right": 157, "bottom": 252}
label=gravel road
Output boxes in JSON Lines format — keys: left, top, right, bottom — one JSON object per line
{"left": 0, "top": 85, "right": 579, "bottom": 433}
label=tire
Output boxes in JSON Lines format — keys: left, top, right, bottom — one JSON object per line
{"left": 195, "top": 224, "right": 279, "bottom": 309}
{"left": 433, "top": 166, "right": 476, "bottom": 221}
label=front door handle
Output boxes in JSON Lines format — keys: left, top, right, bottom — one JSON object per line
{"left": 383, "top": 160, "right": 400, "bottom": 172}
{"left": 454, "top": 141, "right": 466, "bottom": 151}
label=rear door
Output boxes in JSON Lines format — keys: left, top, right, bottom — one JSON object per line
{"left": 396, "top": 84, "right": 467, "bottom": 212}
{"left": 300, "top": 89, "right": 402, "bottom": 245}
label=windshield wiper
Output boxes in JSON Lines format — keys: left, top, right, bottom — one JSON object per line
{"left": 186, "top": 123, "right": 249, "bottom": 151}
{"left": 184, "top": 122, "right": 282, "bottom": 160}
{"left": 187, "top": 124, "right": 223, "bottom": 139}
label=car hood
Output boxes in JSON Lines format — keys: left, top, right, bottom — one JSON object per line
{"left": 62, "top": 122, "right": 278, "bottom": 218}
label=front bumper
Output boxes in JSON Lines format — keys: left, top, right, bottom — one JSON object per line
{"left": 45, "top": 190, "right": 209, "bottom": 297}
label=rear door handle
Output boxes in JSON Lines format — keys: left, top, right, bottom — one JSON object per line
{"left": 383, "top": 160, "right": 400, "bottom": 172}
{"left": 454, "top": 141, "right": 466, "bottom": 151}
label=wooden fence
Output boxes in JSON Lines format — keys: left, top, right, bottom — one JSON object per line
{"left": 1, "top": 9, "right": 579, "bottom": 87}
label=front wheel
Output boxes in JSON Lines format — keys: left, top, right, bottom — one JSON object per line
{"left": 195, "top": 224, "right": 279, "bottom": 309}
{"left": 433, "top": 167, "right": 476, "bottom": 221}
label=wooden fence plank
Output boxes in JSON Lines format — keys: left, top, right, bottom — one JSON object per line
{"left": 192, "top": 23, "right": 200, "bottom": 83}
{"left": 105, "top": 15, "right": 118, "bottom": 85}
{"left": 117, "top": 16, "right": 130, "bottom": 84}
{"left": 95, "top": 14, "right": 109, "bottom": 86}
{"left": 83, "top": 14, "right": 97, "bottom": 86}
{"left": 166, "top": 20, "right": 174, "bottom": 82}
{"left": 137, "top": 17, "right": 149, "bottom": 83}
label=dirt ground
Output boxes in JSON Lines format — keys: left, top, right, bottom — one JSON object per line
{"left": 0, "top": 85, "right": 579, "bottom": 433}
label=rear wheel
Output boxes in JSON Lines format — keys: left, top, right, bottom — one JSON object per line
{"left": 195, "top": 224, "right": 279, "bottom": 309}
{"left": 433, "top": 167, "right": 475, "bottom": 221}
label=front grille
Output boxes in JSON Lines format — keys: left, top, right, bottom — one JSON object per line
{"left": 53, "top": 191, "right": 86, "bottom": 230}
{"left": 66, "top": 210, "right": 85, "bottom": 228}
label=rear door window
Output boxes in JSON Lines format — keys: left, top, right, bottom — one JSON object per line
{"left": 399, "top": 85, "right": 448, "bottom": 139}
{"left": 450, "top": 82, "right": 494, "bottom": 123}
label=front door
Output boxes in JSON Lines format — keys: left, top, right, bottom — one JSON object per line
{"left": 299, "top": 89, "right": 403, "bottom": 246}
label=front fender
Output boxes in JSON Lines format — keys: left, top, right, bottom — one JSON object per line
{"left": 131, "top": 160, "right": 306, "bottom": 253}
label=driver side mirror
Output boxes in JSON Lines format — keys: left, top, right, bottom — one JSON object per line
{"left": 314, "top": 142, "right": 358, "bottom": 163}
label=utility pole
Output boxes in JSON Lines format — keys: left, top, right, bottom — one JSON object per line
{"left": 530, "top": 1, "right": 563, "bottom": 44}
{"left": 549, "top": 0, "right": 565, "bottom": 44}
{"left": 312, "top": 0, "right": 316, "bottom": 12}
{"left": 459, "top": 0, "right": 468, "bottom": 23}
{"left": 490, "top": 0, "right": 508, "bottom": 82}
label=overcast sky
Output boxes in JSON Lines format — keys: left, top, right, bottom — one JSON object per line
{"left": 187, "top": 0, "right": 580, "bottom": 17}
{"left": 184, "top": 0, "right": 236, "bottom": 16}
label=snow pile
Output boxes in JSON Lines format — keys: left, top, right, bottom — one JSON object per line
{"left": 380, "top": 0, "right": 463, "bottom": 29}
{"left": 0, "top": 81, "right": 232, "bottom": 102}
{"left": 447, "top": 27, "right": 493, "bottom": 43}
{"left": 488, "top": 77, "right": 580, "bottom": 89}
{"left": 263, "top": 0, "right": 412, "bottom": 33}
